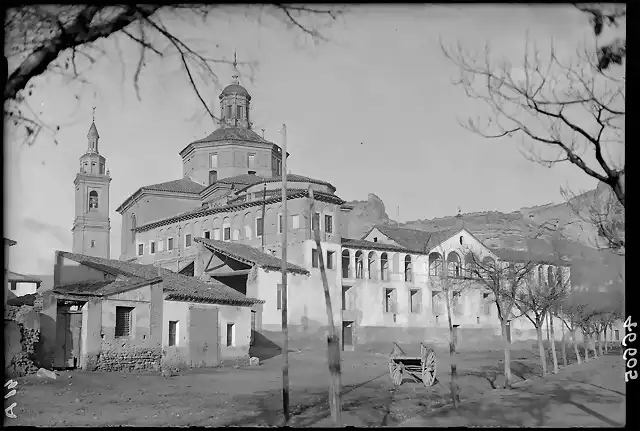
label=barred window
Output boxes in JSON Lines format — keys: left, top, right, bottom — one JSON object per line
{"left": 169, "top": 321, "right": 178, "bottom": 346}
{"left": 115, "top": 306, "right": 134, "bottom": 337}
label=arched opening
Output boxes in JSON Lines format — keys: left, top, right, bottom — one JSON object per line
{"left": 429, "top": 252, "right": 443, "bottom": 276}
{"left": 355, "top": 251, "right": 364, "bottom": 279}
{"left": 464, "top": 253, "right": 475, "bottom": 277}
{"left": 368, "top": 251, "right": 376, "bottom": 280}
{"left": 380, "top": 252, "right": 389, "bottom": 281}
{"left": 89, "top": 190, "right": 98, "bottom": 210}
{"left": 538, "top": 265, "right": 545, "bottom": 287}
{"left": 130, "top": 214, "right": 137, "bottom": 244}
{"left": 547, "top": 265, "right": 554, "bottom": 288}
{"left": 447, "top": 252, "right": 461, "bottom": 277}
{"left": 342, "top": 250, "right": 351, "bottom": 279}
{"left": 404, "top": 255, "right": 413, "bottom": 282}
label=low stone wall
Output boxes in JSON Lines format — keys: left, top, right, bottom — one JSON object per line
{"left": 92, "top": 347, "right": 162, "bottom": 372}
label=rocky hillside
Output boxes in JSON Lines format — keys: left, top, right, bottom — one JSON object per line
{"left": 343, "top": 193, "right": 391, "bottom": 239}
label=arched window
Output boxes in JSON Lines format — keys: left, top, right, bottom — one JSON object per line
{"left": 404, "top": 255, "right": 412, "bottom": 282}
{"left": 429, "top": 252, "right": 443, "bottom": 276}
{"left": 547, "top": 266, "right": 554, "bottom": 288}
{"left": 447, "top": 252, "right": 461, "bottom": 277}
{"left": 131, "top": 214, "right": 137, "bottom": 243}
{"left": 355, "top": 251, "right": 363, "bottom": 279}
{"left": 89, "top": 190, "right": 98, "bottom": 209}
{"left": 380, "top": 253, "right": 389, "bottom": 281}
{"left": 342, "top": 250, "right": 351, "bottom": 279}
{"left": 464, "top": 253, "right": 475, "bottom": 277}
{"left": 368, "top": 251, "right": 376, "bottom": 280}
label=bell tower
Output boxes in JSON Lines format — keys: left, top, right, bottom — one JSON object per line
{"left": 72, "top": 108, "right": 111, "bottom": 258}
{"left": 218, "top": 51, "right": 252, "bottom": 129}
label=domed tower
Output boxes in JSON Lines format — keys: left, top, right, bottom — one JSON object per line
{"left": 218, "top": 70, "right": 251, "bottom": 129}
{"left": 72, "top": 109, "right": 111, "bottom": 258}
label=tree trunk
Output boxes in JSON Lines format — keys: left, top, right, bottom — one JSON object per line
{"left": 561, "top": 330, "right": 568, "bottom": 368}
{"left": 582, "top": 329, "right": 590, "bottom": 362}
{"left": 549, "top": 314, "right": 559, "bottom": 374}
{"left": 590, "top": 332, "right": 599, "bottom": 358}
{"left": 501, "top": 318, "right": 513, "bottom": 388}
{"left": 444, "top": 286, "right": 460, "bottom": 407}
{"left": 596, "top": 330, "right": 604, "bottom": 357}
{"left": 536, "top": 325, "right": 547, "bottom": 376}
{"left": 603, "top": 326, "right": 608, "bottom": 353}
{"left": 571, "top": 329, "right": 582, "bottom": 364}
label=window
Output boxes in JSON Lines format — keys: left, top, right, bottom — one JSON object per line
{"left": 312, "top": 249, "right": 319, "bottom": 268}
{"left": 226, "top": 105, "right": 232, "bottom": 118}
{"left": 244, "top": 225, "right": 252, "bottom": 239}
{"left": 131, "top": 214, "right": 137, "bottom": 243}
{"left": 256, "top": 217, "right": 264, "bottom": 237}
{"left": 325, "top": 214, "right": 333, "bottom": 234}
{"left": 277, "top": 160, "right": 282, "bottom": 175}
{"left": 167, "top": 237, "right": 174, "bottom": 251}
{"left": 89, "top": 190, "right": 98, "bottom": 209}
{"left": 224, "top": 227, "right": 231, "bottom": 241}
{"left": 137, "top": 243, "right": 144, "bottom": 256}
{"left": 10, "top": 282, "right": 16, "bottom": 291}
{"left": 342, "top": 286, "right": 351, "bottom": 311}
{"left": 477, "top": 316, "right": 480, "bottom": 324}
{"left": 232, "top": 229, "right": 240, "bottom": 241}
{"left": 236, "top": 105, "right": 243, "bottom": 119}
{"left": 292, "top": 214, "right": 300, "bottom": 229}
{"left": 213, "top": 229, "right": 221, "bottom": 240}
{"left": 158, "top": 239, "right": 164, "bottom": 252}
{"left": 327, "top": 251, "right": 335, "bottom": 269}
{"left": 204, "top": 230, "right": 211, "bottom": 239}
{"left": 277, "top": 284, "right": 283, "bottom": 310}
{"left": 248, "top": 153, "right": 256, "bottom": 169}
{"left": 410, "top": 289, "right": 422, "bottom": 314}
{"left": 226, "top": 323, "right": 235, "bottom": 347}
{"left": 384, "top": 288, "right": 397, "bottom": 313}
{"left": 115, "top": 306, "right": 134, "bottom": 337}
{"left": 209, "top": 170, "right": 217, "bottom": 185}
{"left": 185, "top": 233, "right": 192, "bottom": 247}
{"left": 90, "top": 240, "right": 96, "bottom": 248}
{"left": 278, "top": 214, "right": 284, "bottom": 234}
{"left": 373, "top": 237, "right": 378, "bottom": 243}
{"left": 312, "top": 212, "right": 320, "bottom": 231}
{"left": 169, "top": 321, "right": 178, "bottom": 346}
{"left": 150, "top": 241, "right": 156, "bottom": 254}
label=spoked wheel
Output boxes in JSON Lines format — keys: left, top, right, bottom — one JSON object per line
{"left": 389, "top": 361, "right": 404, "bottom": 386}
{"left": 421, "top": 349, "right": 436, "bottom": 387}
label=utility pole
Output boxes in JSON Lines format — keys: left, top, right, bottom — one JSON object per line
{"left": 261, "top": 182, "right": 267, "bottom": 252}
{"left": 280, "top": 124, "right": 290, "bottom": 425}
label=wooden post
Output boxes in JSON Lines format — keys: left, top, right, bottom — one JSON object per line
{"left": 280, "top": 125, "right": 290, "bottom": 424}
{"left": 309, "top": 188, "right": 342, "bottom": 424}
{"left": 261, "top": 182, "right": 267, "bottom": 252}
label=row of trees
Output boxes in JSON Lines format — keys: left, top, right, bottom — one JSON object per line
{"left": 430, "top": 235, "right": 623, "bottom": 394}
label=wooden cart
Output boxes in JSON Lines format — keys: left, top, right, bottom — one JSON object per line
{"left": 388, "top": 342, "right": 437, "bottom": 387}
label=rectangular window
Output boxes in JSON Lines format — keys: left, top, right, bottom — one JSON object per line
{"left": 168, "top": 321, "right": 178, "bottom": 346}
{"left": 291, "top": 214, "right": 300, "bottom": 229}
{"left": 312, "top": 212, "right": 320, "bottom": 231}
{"left": 226, "top": 323, "right": 235, "bottom": 347}
{"left": 232, "top": 229, "right": 239, "bottom": 241}
{"left": 410, "top": 289, "right": 422, "bottom": 314}
{"left": 90, "top": 240, "right": 96, "bottom": 248}
{"left": 277, "top": 284, "right": 283, "bottom": 310}
{"left": 213, "top": 229, "right": 221, "bottom": 240}
{"left": 158, "top": 240, "right": 164, "bottom": 252}
{"left": 209, "top": 170, "right": 217, "bottom": 185}
{"left": 327, "top": 251, "right": 335, "bottom": 269}
{"left": 204, "top": 230, "right": 211, "bottom": 239}
{"left": 384, "top": 288, "right": 397, "bottom": 313}
{"left": 115, "top": 306, "right": 134, "bottom": 337}
{"left": 185, "top": 233, "right": 192, "bottom": 247}
{"left": 236, "top": 105, "right": 243, "bottom": 119}
{"left": 150, "top": 241, "right": 156, "bottom": 254}
{"left": 312, "top": 249, "right": 319, "bottom": 268}
{"left": 210, "top": 153, "right": 218, "bottom": 169}
{"left": 224, "top": 227, "right": 231, "bottom": 241}
{"left": 256, "top": 217, "right": 264, "bottom": 237}
{"left": 248, "top": 154, "right": 256, "bottom": 169}
{"left": 167, "top": 237, "right": 174, "bottom": 251}
{"left": 137, "top": 243, "right": 144, "bottom": 256}
{"left": 10, "top": 282, "right": 16, "bottom": 291}
{"left": 226, "top": 105, "right": 232, "bottom": 119}
{"left": 325, "top": 214, "right": 333, "bottom": 234}
{"left": 278, "top": 214, "right": 283, "bottom": 234}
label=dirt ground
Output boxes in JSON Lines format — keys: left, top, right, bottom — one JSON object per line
{"left": 4, "top": 343, "right": 596, "bottom": 427}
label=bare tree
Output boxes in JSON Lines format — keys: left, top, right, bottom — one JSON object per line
{"left": 463, "top": 250, "right": 534, "bottom": 388}
{"left": 427, "top": 243, "right": 476, "bottom": 406}
{"left": 441, "top": 4, "right": 625, "bottom": 256}
{"left": 4, "top": 4, "right": 345, "bottom": 146}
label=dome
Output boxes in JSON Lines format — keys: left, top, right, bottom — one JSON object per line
{"left": 219, "top": 84, "right": 251, "bottom": 100}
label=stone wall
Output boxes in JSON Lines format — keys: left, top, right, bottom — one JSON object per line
{"left": 92, "top": 346, "right": 162, "bottom": 372}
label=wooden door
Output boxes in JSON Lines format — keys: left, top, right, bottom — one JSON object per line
{"left": 64, "top": 312, "right": 83, "bottom": 368}
{"left": 189, "top": 306, "right": 219, "bottom": 368}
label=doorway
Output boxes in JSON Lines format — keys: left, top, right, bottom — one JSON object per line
{"left": 63, "top": 311, "right": 83, "bottom": 368}
{"left": 342, "top": 321, "right": 354, "bottom": 351}
{"left": 250, "top": 310, "right": 256, "bottom": 346}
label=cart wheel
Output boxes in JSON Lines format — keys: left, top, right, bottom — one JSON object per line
{"left": 389, "top": 361, "right": 403, "bottom": 386}
{"left": 421, "top": 349, "right": 436, "bottom": 387}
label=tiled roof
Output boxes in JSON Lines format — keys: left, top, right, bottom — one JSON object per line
{"left": 136, "top": 189, "right": 345, "bottom": 233}
{"left": 7, "top": 271, "right": 42, "bottom": 283}
{"left": 56, "top": 251, "right": 261, "bottom": 306}
{"left": 191, "top": 127, "right": 271, "bottom": 146}
{"left": 234, "top": 174, "right": 336, "bottom": 194}
{"left": 220, "top": 84, "right": 251, "bottom": 99}
{"left": 196, "top": 238, "right": 310, "bottom": 275}
{"left": 217, "top": 174, "right": 266, "bottom": 187}
{"left": 341, "top": 238, "right": 419, "bottom": 254}
{"left": 368, "top": 225, "right": 463, "bottom": 252}
{"left": 491, "top": 248, "right": 570, "bottom": 266}
{"left": 116, "top": 177, "right": 204, "bottom": 213}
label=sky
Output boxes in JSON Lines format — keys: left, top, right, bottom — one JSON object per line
{"left": 5, "top": 4, "right": 616, "bottom": 275}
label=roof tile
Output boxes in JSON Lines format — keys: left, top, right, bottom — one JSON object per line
{"left": 7, "top": 271, "right": 42, "bottom": 283}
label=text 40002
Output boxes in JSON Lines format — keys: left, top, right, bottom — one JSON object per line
{"left": 624, "top": 316, "right": 637, "bottom": 382}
